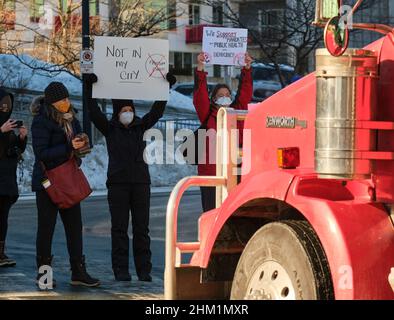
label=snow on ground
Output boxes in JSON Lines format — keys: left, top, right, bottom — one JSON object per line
{"left": 0, "top": 54, "right": 82, "bottom": 95}
{"left": 17, "top": 142, "right": 196, "bottom": 194}
{"left": 0, "top": 54, "right": 195, "bottom": 113}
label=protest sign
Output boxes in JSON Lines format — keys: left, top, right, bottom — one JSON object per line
{"left": 92, "top": 36, "right": 169, "bottom": 100}
{"left": 202, "top": 27, "right": 248, "bottom": 66}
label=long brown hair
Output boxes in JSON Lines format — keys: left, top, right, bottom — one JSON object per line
{"left": 210, "top": 84, "right": 232, "bottom": 104}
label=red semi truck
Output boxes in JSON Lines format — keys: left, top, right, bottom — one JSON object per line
{"left": 165, "top": 0, "right": 394, "bottom": 300}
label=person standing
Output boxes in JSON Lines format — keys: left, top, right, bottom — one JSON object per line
{"left": 84, "top": 73, "right": 176, "bottom": 281}
{"left": 193, "top": 52, "right": 253, "bottom": 212}
{"left": 0, "top": 88, "right": 27, "bottom": 267}
{"left": 31, "top": 82, "right": 99, "bottom": 288}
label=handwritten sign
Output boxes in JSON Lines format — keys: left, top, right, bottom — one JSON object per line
{"left": 92, "top": 36, "right": 169, "bottom": 100}
{"left": 202, "top": 27, "right": 248, "bottom": 66}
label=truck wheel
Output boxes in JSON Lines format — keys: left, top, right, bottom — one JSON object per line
{"left": 230, "top": 220, "right": 334, "bottom": 300}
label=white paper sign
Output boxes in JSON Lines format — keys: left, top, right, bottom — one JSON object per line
{"left": 202, "top": 27, "right": 248, "bottom": 66}
{"left": 92, "top": 36, "right": 169, "bottom": 100}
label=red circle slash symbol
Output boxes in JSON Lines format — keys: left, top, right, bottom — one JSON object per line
{"left": 145, "top": 54, "right": 166, "bottom": 79}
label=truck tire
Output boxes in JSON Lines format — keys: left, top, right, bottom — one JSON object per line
{"left": 230, "top": 220, "right": 334, "bottom": 300}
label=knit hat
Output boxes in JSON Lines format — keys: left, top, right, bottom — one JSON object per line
{"left": 44, "top": 82, "right": 69, "bottom": 105}
{"left": 111, "top": 99, "right": 135, "bottom": 119}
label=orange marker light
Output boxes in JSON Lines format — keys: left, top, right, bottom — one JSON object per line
{"left": 277, "top": 147, "right": 300, "bottom": 169}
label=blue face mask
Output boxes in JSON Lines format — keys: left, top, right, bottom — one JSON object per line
{"left": 215, "top": 96, "right": 233, "bottom": 107}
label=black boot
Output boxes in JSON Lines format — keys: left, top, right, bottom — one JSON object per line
{"left": 113, "top": 267, "right": 131, "bottom": 282}
{"left": 36, "top": 255, "right": 56, "bottom": 289}
{"left": 138, "top": 273, "right": 152, "bottom": 282}
{"left": 70, "top": 255, "right": 100, "bottom": 287}
{"left": 0, "top": 241, "right": 16, "bottom": 267}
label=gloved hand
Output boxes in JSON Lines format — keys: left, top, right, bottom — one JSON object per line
{"left": 84, "top": 73, "right": 98, "bottom": 85}
{"left": 166, "top": 73, "right": 177, "bottom": 89}
{"left": 73, "top": 133, "right": 91, "bottom": 158}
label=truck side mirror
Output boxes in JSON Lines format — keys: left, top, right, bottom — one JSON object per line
{"left": 324, "top": 15, "right": 349, "bottom": 56}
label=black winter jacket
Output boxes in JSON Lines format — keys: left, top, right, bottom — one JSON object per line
{"left": 0, "top": 89, "right": 27, "bottom": 196}
{"left": 30, "top": 96, "right": 82, "bottom": 191}
{"left": 85, "top": 84, "right": 166, "bottom": 185}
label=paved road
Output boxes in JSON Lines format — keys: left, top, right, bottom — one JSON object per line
{"left": 0, "top": 191, "right": 202, "bottom": 300}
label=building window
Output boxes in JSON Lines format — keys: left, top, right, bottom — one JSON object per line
{"left": 89, "top": 0, "right": 99, "bottom": 16}
{"left": 3, "top": 0, "right": 15, "bottom": 10}
{"left": 30, "top": 0, "right": 45, "bottom": 23}
{"left": 170, "top": 51, "right": 193, "bottom": 75}
{"left": 167, "top": 0, "right": 177, "bottom": 30}
{"left": 188, "top": 3, "right": 200, "bottom": 25}
{"left": 213, "top": 65, "right": 221, "bottom": 78}
{"left": 259, "top": 9, "right": 283, "bottom": 27}
{"left": 213, "top": 4, "right": 223, "bottom": 25}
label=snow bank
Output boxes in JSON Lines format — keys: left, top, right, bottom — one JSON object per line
{"left": 0, "top": 54, "right": 81, "bottom": 95}
{"left": 17, "top": 143, "right": 196, "bottom": 194}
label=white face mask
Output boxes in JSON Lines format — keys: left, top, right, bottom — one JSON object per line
{"left": 119, "top": 111, "right": 134, "bottom": 126}
{"left": 215, "top": 96, "right": 233, "bottom": 107}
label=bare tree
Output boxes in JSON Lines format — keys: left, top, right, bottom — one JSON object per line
{"left": 0, "top": 0, "right": 21, "bottom": 53}
{"left": 7, "top": 0, "right": 179, "bottom": 80}
{"left": 102, "top": 0, "right": 179, "bottom": 38}
{"left": 184, "top": 0, "right": 376, "bottom": 87}
{"left": 5, "top": 0, "right": 83, "bottom": 79}
{"left": 187, "top": 0, "right": 321, "bottom": 86}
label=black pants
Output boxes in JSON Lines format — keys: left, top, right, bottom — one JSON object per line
{"left": 108, "top": 183, "right": 152, "bottom": 276}
{"left": 0, "top": 195, "right": 18, "bottom": 242}
{"left": 36, "top": 191, "right": 83, "bottom": 259}
{"left": 200, "top": 187, "right": 216, "bottom": 212}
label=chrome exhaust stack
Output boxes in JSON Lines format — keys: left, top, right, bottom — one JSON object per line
{"left": 314, "top": 48, "right": 378, "bottom": 179}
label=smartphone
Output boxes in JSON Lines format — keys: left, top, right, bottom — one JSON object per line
{"left": 14, "top": 120, "right": 24, "bottom": 128}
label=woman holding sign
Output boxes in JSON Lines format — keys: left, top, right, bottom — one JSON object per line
{"left": 193, "top": 52, "right": 253, "bottom": 212}
{"left": 84, "top": 73, "right": 176, "bottom": 282}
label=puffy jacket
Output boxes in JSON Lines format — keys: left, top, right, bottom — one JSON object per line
{"left": 85, "top": 81, "right": 166, "bottom": 186}
{"left": 0, "top": 88, "right": 27, "bottom": 196}
{"left": 30, "top": 96, "right": 82, "bottom": 191}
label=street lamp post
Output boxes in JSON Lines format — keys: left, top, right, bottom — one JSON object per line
{"left": 82, "top": 0, "right": 92, "bottom": 145}
{"left": 223, "top": 0, "right": 232, "bottom": 89}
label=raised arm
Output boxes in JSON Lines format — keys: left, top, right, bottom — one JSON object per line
{"left": 142, "top": 100, "right": 167, "bottom": 130}
{"left": 83, "top": 74, "right": 110, "bottom": 136}
{"left": 231, "top": 53, "right": 253, "bottom": 110}
{"left": 193, "top": 53, "right": 211, "bottom": 123}
{"left": 142, "top": 73, "right": 176, "bottom": 130}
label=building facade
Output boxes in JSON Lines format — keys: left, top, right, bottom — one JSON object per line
{"left": 1, "top": 0, "right": 394, "bottom": 78}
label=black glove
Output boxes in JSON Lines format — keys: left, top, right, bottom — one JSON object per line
{"left": 166, "top": 72, "right": 177, "bottom": 89}
{"left": 84, "top": 73, "right": 98, "bottom": 85}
